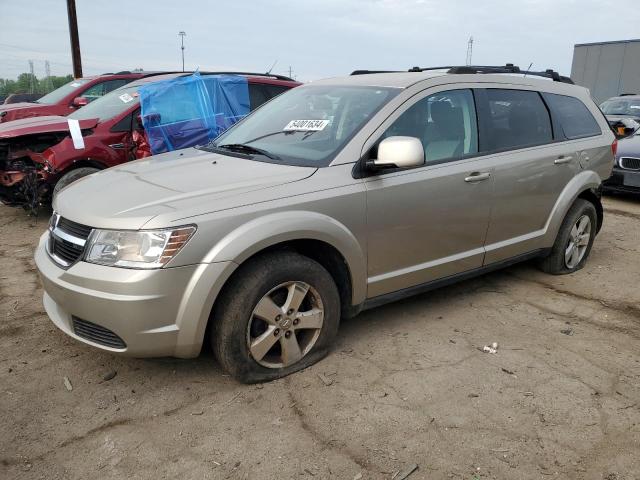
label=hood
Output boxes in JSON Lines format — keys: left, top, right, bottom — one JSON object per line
{"left": 617, "top": 132, "right": 640, "bottom": 158}
{"left": 0, "top": 115, "right": 99, "bottom": 138}
{"left": 0, "top": 102, "right": 53, "bottom": 122}
{"left": 54, "top": 148, "right": 317, "bottom": 230}
{"left": 0, "top": 102, "right": 41, "bottom": 112}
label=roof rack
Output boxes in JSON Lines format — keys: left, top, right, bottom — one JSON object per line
{"left": 100, "top": 71, "right": 296, "bottom": 82}
{"left": 351, "top": 64, "right": 573, "bottom": 84}
{"left": 196, "top": 71, "right": 296, "bottom": 81}
{"left": 351, "top": 70, "right": 401, "bottom": 75}
{"left": 410, "top": 64, "right": 574, "bottom": 84}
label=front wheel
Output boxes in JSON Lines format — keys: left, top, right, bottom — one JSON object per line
{"left": 538, "top": 199, "right": 597, "bottom": 275}
{"left": 211, "top": 251, "right": 340, "bottom": 383}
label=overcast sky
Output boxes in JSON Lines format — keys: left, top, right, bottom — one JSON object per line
{"left": 1, "top": 0, "right": 639, "bottom": 82}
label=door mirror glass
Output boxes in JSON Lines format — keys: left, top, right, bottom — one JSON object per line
{"left": 373, "top": 136, "right": 425, "bottom": 169}
{"left": 72, "top": 96, "right": 89, "bottom": 108}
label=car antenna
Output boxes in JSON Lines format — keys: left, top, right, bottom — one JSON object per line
{"left": 524, "top": 62, "right": 533, "bottom": 77}
{"left": 266, "top": 59, "right": 278, "bottom": 75}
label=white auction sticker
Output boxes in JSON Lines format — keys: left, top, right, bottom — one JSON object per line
{"left": 67, "top": 119, "right": 85, "bottom": 150}
{"left": 283, "top": 119, "right": 330, "bottom": 131}
{"left": 119, "top": 93, "right": 135, "bottom": 103}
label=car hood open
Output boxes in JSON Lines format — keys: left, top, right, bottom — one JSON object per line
{"left": 54, "top": 148, "right": 317, "bottom": 230}
{"left": 0, "top": 115, "right": 99, "bottom": 138}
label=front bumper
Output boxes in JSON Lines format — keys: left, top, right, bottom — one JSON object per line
{"left": 603, "top": 167, "right": 640, "bottom": 193}
{"left": 35, "top": 233, "right": 235, "bottom": 358}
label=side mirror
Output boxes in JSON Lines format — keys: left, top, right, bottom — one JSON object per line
{"left": 370, "top": 136, "right": 425, "bottom": 170}
{"left": 72, "top": 96, "right": 89, "bottom": 108}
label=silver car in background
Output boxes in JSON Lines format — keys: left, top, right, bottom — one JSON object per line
{"left": 35, "top": 66, "right": 616, "bottom": 382}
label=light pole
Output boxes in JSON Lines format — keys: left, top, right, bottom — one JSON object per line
{"left": 178, "top": 31, "right": 186, "bottom": 72}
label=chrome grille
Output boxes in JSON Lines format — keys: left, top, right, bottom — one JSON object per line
{"left": 620, "top": 157, "right": 640, "bottom": 170}
{"left": 72, "top": 317, "right": 126, "bottom": 349}
{"left": 47, "top": 213, "right": 92, "bottom": 268}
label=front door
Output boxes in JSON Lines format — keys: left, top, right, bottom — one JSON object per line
{"left": 363, "top": 88, "right": 494, "bottom": 298}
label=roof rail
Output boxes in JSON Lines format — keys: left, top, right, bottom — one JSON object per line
{"left": 197, "top": 71, "right": 296, "bottom": 81}
{"left": 99, "top": 71, "right": 296, "bottom": 82}
{"left": 351, "top": 70, "right": 401, "bottom": 75}
{"left": 409, "top": 63, "right": 574, "bottom": 84}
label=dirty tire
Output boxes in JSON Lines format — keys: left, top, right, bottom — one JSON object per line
{"left": 52, "top": 167, "right": 100, "bottom": 200}
{"left": 211, "top": 251, "right": 340, "bottom": 383}
{"left": 538, "top": 198, "right": 597, "bottom": 275}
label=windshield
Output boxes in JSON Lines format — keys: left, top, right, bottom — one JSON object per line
{"left": 36, "top": 79, "right": 90, "bottom": 105}
{"left": 68, "top": 85, "right": 139, "bottom": 122}
{"left": 600, "top": 98, "right": 640, "bottom": 116}
{"left": 204, "top": 85, "right": 399, "bottom": 166}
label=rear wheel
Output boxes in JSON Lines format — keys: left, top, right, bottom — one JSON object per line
{"left": 211, "top": 251, "right": 340, "bottom": 383}
{"left": 52, "top": 167, "right": 100, "bottom": 201}
{"left": 538, "top": 199, "right": 597, "bottom": 274}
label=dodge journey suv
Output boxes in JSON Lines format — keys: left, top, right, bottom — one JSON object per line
{"left": 35, "top": 65, "right": 616, "bottom": 383}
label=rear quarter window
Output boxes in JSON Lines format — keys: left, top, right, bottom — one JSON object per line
{"left": 542, "top": 93, "right": 602, "bottom": 140}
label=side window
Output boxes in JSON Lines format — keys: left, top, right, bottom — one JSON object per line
{"left": 483, "top": 89, "right": 552, "bottom": 151}
{"left": 543, "top": 93, "right": 601, "bottom": 139}
{"left": 263, "top": 84, "right": 289, "bottom": 99}
{"left": 248, "top": 84, "right": 269, "bottom": 110}
{"left": 379, "top": 89, "right": 478, "bottom": 163}
{"left": 82, "top": 80, "right": 129, "bottom": 103}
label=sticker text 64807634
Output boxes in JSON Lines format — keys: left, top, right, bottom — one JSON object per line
{"left": 283, "top": 119, "right": 330, "bottom": 132}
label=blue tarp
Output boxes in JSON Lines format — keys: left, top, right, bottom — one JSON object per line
{"left": 139, "top": 72, "right": 250, "bottom": 155}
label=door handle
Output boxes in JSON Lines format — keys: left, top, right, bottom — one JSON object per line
{"left": 554, "top": 155, "right": 573, "bottom": 165}
{"left": 464, "top": 172, "right": 491, "bottom": 183}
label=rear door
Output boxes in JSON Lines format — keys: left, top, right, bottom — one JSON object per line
{"left": 476, "top": 88, "right": 580, "bottom": 264}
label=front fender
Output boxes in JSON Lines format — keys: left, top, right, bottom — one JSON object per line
{"left": 542, "top": 170, "right": 602, "bottom": 245}
{"left": 202, "top": 210, "right": 367, "bottom": 305}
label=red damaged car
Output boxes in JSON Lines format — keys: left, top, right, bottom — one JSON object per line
{"left": 0, "top": 72, "right": 299, "bottom": 210}
{"left": 0, "top": 71, "right": 160, "bottom": 124}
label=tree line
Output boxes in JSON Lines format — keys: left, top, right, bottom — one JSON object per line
{"left": 0, "top": 72, "right": 74, "bottom": 96}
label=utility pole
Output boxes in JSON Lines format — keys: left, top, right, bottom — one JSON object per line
{"left": 45, "top": 60, "right": 53, "bottom": 92}
{"left": 288, "top": 66, "right": 293, "bottom": 79}
{"left": 178, "top": 31, "right": 186, "bottom": 72}
{"left": 66, "top": 0, "right": 82, "bottom": 78}
{"left": 28, "top": 60, "right": 35, "bottom": 93}
{"left": 466, "top": 36, "right": 474, "bottom": 66}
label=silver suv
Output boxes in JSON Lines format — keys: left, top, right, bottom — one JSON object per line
{"left": 35, "top": 66, "right": 616, "bottom": 383}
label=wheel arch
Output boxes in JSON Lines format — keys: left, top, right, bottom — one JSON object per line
{"left": 544, "top": 171, "right": 603, "bottom": 244}
{"left": 202, "top": 211, "right": 367, "bottom": 308}
{"left": 577, "top": 188, "right": 603, "bottom": 233}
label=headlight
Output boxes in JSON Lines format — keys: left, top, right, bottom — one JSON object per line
{"left": 85, "top": 226, "right": 196, "bottom": 269}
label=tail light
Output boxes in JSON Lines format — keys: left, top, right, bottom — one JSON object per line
{"left": 611, "top": 138, "right": 618, "bottom": 157}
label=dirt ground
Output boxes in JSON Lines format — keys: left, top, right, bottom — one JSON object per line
{"left": 1, "top": 195, "right": 639, "bottom": 480}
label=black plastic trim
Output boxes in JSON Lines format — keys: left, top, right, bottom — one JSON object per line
{"left": 362, "top": 249, "right": 549, "bottom": 311}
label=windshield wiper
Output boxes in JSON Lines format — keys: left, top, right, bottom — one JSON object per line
{"left": 216, "top": 143, "right": 280, "bottom": 160}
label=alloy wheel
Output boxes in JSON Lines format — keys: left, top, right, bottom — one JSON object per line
{"left": 247, "top": 281, "right": 324, "bottom": 368}
{"left": 564, "top": 214, "right": 591, "bottom": 269}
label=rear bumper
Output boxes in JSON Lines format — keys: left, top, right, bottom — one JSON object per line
{"left": 35, "top": 233, "right": 236, "bottom": 358}
{"left": 603, "top": 167, "right": 640, "bottom": 193}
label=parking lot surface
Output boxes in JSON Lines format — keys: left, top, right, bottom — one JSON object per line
{"left": 1, "top": 196, "right": 639, "bottom": 480}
